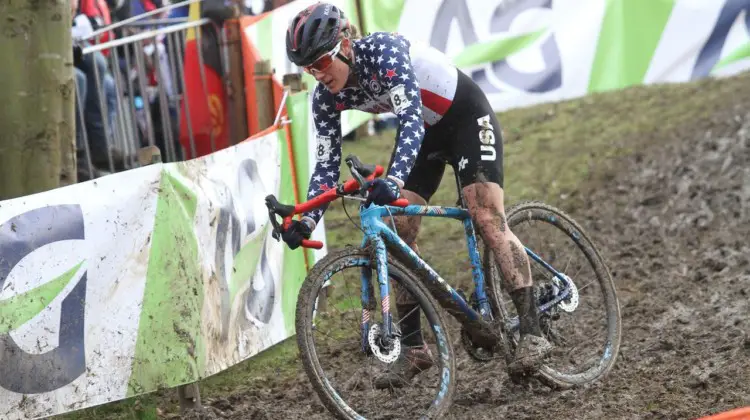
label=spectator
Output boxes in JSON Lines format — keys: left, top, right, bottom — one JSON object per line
{"left": 73, "top": 0, "right": 132, "bottom": 178}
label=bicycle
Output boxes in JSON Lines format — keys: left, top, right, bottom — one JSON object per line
{"left": 265, "top": 153, "right": 622, "bottom": 419}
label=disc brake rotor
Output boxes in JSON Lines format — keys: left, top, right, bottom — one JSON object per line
{"left": 368, "top": 324, "right": 401, "bottom": 363}
{"left": 553, "top": 274, "right": 579, "bottom": 312}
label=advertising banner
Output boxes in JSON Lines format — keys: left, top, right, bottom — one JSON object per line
{"left": 0, "top": 131, "right": 308, "bottom": 420}
{"left": 360, "top": 0, "right": 750, "bottom": 111}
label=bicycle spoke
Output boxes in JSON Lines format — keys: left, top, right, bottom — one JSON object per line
{"left": 298, "top": 251, "right": 455, "bottom": 418}
{"left": 489, "top": 201, "right": 621, "bottom": 388}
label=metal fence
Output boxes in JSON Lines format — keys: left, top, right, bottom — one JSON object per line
{"left": 74, "top": 1, "right": 222, "bottom": 181}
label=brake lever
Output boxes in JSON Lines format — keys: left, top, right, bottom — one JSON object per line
{"left": 346, "top": 159, "right": 370, "bottom": 196}
{"left": 267, "top": 206, "right": 281, "bottom": 240}
{"left": 355, "top": 169, "right": 371, "bottom": 196}
{"left": 263, "top": 196, "right": 325, "bottom": 250}
{"left": 265, "top": 195, "right": 288, "bottom": 241}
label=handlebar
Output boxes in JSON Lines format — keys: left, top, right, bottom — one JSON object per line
{"left": 265, "top": 154, "right": 410, "bottom": 250}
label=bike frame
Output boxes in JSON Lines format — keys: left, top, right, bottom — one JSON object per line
{"left": 356, "top": 199, "right": 574, "bottom": 351}
{"left": 357, "top": 202, "right": 490, "bottom": 341}
{"left": 265, "top": 160, "right": 574, "bottom": 351}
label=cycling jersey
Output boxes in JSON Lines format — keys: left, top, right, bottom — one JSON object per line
{"left": 390, "top": 70, "right": 504, "bottom": 203}
{"left": 302, "top": 31, "right": 462, "bottom": 226}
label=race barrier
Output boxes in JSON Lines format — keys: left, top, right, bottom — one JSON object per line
{"left": 0, "top": 129, "right": 309, "bottom": 420}
{"left": 697, "top": 407, "right": 750, "bottom": 420}
{"left": 219, "top": 0, "right": 750, "bottom": 123}
{"left": 0, "top": 7, "right": 332, "bottom": 419}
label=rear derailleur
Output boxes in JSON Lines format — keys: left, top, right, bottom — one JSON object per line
{"left": 536, "top": 284, "right": 567, "bottom": 345}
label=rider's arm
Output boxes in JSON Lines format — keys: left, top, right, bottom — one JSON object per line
{"left": 301, "top": 84, "right": 343, "bottom": 230}
{"left": 374, "top": 33, "right": 425, "bottom": 187}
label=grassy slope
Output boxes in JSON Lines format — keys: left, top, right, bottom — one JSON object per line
{"left": 56, "top": 71, "right": 750, "bottom": 419}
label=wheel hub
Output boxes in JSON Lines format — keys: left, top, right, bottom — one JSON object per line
{"left": 368, "top": 324, "right": 401, "bottom": 363}
{"left": 553, "top": 274, "right": 579, "bottom": 312}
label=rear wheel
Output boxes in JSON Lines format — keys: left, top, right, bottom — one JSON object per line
{"left": 484, "top": 201, "right": 622, "bottom": 389}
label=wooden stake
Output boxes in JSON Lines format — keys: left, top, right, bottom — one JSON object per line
{"left": 225, "top": 18, "right": 249, "bottom": 145}
{"left": 254, "top": 60, "right": 275, "bottom": 132}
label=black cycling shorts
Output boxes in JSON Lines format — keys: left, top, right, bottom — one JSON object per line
{"left": 387, "top": 69, "right": 504, "bottom": 202}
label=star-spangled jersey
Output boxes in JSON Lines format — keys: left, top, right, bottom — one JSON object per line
{"left": 303, "top": 31, "right": 459, "bottom": 226}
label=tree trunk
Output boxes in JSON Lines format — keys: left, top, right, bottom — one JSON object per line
{"left": 0, "top": 0, "right": 76, "bottom": 201}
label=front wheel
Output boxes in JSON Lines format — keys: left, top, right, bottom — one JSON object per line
{"left": 484, "top": 201, "right": 622, "bottom": 389}
{"left": 295, "top": 246, "right": 457, "bottom": 419}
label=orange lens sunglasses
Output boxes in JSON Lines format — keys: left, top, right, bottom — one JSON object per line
{"left": 304, "top": 41, "right": 342, "bottom": 74}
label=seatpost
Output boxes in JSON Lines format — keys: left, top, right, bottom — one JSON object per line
{"left": 426, "top": 151, "right": 467, "bottom": 208}
{"left": 452, "top": 162, "right": 466, "bottom": 208}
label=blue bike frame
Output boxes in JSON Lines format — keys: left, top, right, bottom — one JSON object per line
{"left": 356, "top": 200, "right": 574, "bottom": 351}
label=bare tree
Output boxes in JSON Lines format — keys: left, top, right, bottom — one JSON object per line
{"left": 0, "top": 0, "right": 77, "bottom": 200}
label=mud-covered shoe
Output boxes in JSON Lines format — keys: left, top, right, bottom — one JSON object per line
{"left": 508, "top": 334, "right": 553, "bottom": 377}
{"left": 373, "top": 344, "right": 434, "bottom": 389}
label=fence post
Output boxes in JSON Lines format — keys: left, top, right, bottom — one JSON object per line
{"left": 137, "top": 144, "right": 203, "bottom": 413}
{"left": 282, "top": 73, "right": 307, "bottom": 92}
{"left": 282, "top": 73, "right": 328, "bottom": 311}
{"left": 224, "top": 18, "right": 249, "bottom": 145}
{"left": 137, "top": 146, "right": 162, "bottom": 166}
{"left": 354, "top": 0, "right": 366, "bottom": 34}
{"left": 254, "top": 60, "right": 275, "bottom": 133}
{"left": 355, "top": 120, "right": 370, "bottom": 140}
{"left": 177, "top": 383, "right": 202, "bottom": 412}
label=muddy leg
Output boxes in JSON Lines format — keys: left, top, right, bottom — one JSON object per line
{"left": 463, "top": 181, "right": 551, "bottom": 373}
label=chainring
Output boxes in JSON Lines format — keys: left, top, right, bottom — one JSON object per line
{"left": 456, "top": 288, "right": 501, "bottom": 362}
{"left": 460, "top": 327, "right": 496, "bottom": 362}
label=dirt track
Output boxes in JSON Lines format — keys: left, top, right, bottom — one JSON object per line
{"left": 179, "top": 102, "right": 750, "bottom": 419}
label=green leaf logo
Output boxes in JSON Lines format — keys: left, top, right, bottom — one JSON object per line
{"left": 714, "top": 41, "right": 750, "bottom": 71}
{"left": 0, "top": 261, "right": 84, "bottom": 333}
{"left": 452, "top": 29, "right": 547, "bottom": 68}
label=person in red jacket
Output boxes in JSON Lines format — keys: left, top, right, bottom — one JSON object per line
{"left": 77, "top": 0, "right": 116, "bottom": 56}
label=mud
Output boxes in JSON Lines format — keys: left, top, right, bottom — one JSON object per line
{"left": 182, "top": 106, "right": 750, "bottom": 419}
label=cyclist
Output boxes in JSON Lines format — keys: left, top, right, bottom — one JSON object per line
{"left": 282, "top": 2, "right": 552, "bottom": 386}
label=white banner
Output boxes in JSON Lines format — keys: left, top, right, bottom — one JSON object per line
{"left": 0, "top": 131, "right": 309, "bottom": 420}
{"left": 369, "top": 0, "right": 750, "bottom": 111}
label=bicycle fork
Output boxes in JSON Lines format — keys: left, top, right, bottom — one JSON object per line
{"left": 359, "top": 265, "right": 376, "bottom": 354}
{"left": 359, "top": 236, "right": 396, "bottom": 354}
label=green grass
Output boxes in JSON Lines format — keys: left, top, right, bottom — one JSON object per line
{"left": 54, "top": 71, "right": 750, "bottom": 419}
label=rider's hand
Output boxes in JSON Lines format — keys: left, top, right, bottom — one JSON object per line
{"left": 282, "top": 219, "right": 313, "bottom": 250}
{"left": 366, "top": 178, "right": 401, "bottom": 206}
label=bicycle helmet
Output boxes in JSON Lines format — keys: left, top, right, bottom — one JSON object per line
{"left": 286, "top": 2, "right": 350, "bottom": 67}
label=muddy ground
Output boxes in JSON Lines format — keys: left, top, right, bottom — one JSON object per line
{"left": 176, "top": 102, "right": 750, "bottom": 420}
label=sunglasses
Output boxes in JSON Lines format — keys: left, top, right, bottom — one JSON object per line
{"left": 304, "top": 41, "right": 342, "bottom": 74}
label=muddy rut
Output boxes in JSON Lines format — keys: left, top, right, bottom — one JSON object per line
{"left": 178, "top": 105, "right": 750, "bottom": 420}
